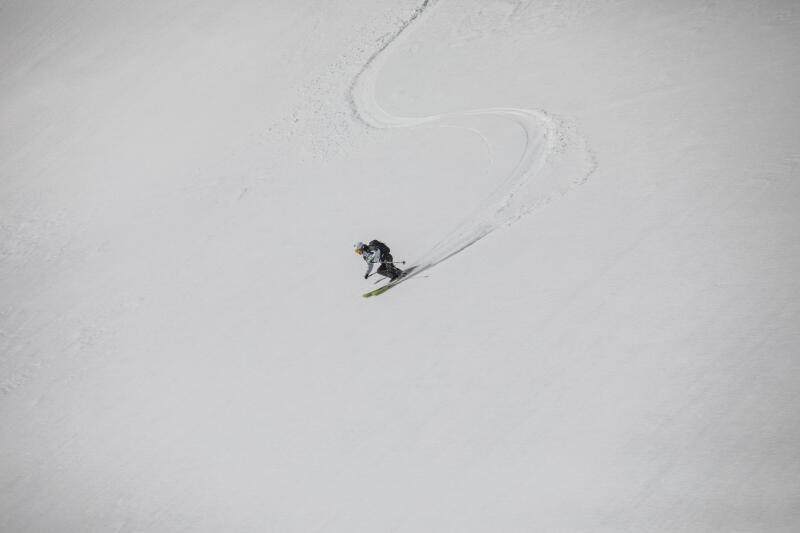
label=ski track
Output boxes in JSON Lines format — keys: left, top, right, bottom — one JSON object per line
{"left": 350, "top": 0, "right": 597, "bottom": 282}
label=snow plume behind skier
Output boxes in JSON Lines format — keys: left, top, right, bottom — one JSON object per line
{"left": 354, "top": 240, "right": 403, "bottom": 281}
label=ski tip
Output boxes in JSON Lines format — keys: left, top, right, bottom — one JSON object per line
{"left": 362, "top": 283, "right": 394, "bottom": 298}
{"left": 362, "top": 287, "right": 388, "bottom": 298}
{"left": 362, "top": 265, "right": 418, "bottom": 298}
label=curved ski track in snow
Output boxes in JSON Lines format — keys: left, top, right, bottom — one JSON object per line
{"left": 350, "top": 0, "right": 596, "bottom": 279}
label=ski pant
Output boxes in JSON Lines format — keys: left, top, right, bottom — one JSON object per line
{"left": 377, "top": 253, "right": 400, "bottom": 279}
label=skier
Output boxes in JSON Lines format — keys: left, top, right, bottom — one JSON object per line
{"left": 355, "top": 240, "right": 403, "bottom": 281}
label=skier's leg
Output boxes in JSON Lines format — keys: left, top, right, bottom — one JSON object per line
{"left": 390, "top": 265, "right": 404, "bottom": 280}
{"left": 380, "top": 253, "right": 403, "bottom": 280}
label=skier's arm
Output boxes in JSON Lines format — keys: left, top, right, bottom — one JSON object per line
{"left": 363, "top": 249, "right": 381, "bottom": 278}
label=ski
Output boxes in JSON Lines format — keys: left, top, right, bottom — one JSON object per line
{"left": 362, "top": 279, "right": 402, "bottom": 297}
{"left": 362, "top": 266, "right": 419, "bottom": 298}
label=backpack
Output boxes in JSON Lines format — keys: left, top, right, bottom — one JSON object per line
{"left": 369, "top": 239, "right": 390, "bottom": 255}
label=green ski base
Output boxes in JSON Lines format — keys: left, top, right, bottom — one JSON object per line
{"left": 362, "top": 266, "right": 419, "bottom": 298}
{"left": 362, "top": 280, "right": 400, "bottom": 298}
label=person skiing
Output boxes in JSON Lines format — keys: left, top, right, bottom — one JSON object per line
{"left": 355, "top": 240, "right": 403, "bottom": 281}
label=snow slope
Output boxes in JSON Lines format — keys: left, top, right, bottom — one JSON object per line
{"left": 351, "top": 1, "right": 595, "bottom": 281}
{"left": 2, "top": 0, "right": 799, "bottom": 531}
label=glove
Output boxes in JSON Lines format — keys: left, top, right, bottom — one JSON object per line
{"left": 364, "top": 273, "right": 369, "bottom": 279}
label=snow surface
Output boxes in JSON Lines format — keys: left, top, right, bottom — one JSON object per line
{"left": 2, "top": 0, "right": 800, "bottom": 531}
